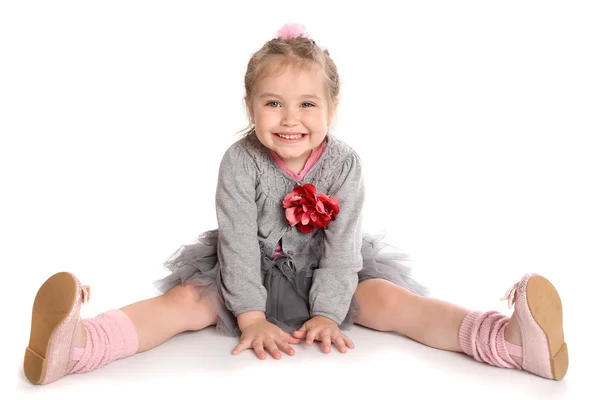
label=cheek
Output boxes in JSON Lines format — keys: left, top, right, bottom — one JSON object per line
{"left": 254, "top": 110, "right": 276, "bottom": 126}
{"left": 304, "top": 110, "right": 329, "bottom": 129}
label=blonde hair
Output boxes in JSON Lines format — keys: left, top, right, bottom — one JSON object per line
{"left": 239, "top": 34, "right": 340, "bottom": 137}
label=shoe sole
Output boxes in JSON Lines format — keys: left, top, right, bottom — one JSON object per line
{"left": 526, "top": 275, "right": 568, "bottom": 380}
{"left": 24, "top": 272, "right": 78, "bottom": 385}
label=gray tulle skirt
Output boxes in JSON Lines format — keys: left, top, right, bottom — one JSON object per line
{"left": 153, "top": 230, "right": 428, "bottom": 337}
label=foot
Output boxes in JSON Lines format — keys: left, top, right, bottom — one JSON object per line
{"left": 505, "top": 313, "right": 523, "bottom": 367}
{"left": 24, "top": 272, "right": 90, "bottom": 385}
{"left": 501, "top": 273, "right": 568, "bottom": 380}
{"left": 67, "top": 321, "right": 86, "bottom": 372}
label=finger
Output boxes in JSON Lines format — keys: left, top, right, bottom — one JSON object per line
{"left": 276, "top": 337, "right": 296, "bottom": 356}
{"left": 305, "top": 327, "right": 318, "bottom": 345}
{"left": 264, "top": 339, "right": 282, "bottom": 360}
{"left": 342, "top": 333, "right": 355, "bottom": 349}
{"left": 321, "top": 332, "right": 332, "bottom": 353}
{"left": 292, "top": 325, "right": 307, "bottom": 339}
{"left": 232, "top": 339, "right": 251, "bottom": 355}
{"left": 252, "top": 340, "right": 267, "bottom": 360}
{"left": 292, "top": 330, "right": 306, "bottom": 339}
{"left": 285, "top": 331, "right": 302, "bottom": 344}
{"left": 334, "top": 336, "right": 347, "bottom": 353}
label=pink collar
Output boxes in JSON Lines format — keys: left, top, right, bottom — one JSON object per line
{"left": 269, "top": 138, "right": 328, "bottom": 181}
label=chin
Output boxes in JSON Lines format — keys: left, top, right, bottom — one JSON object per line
{"left": 277, "top": 150, "right": 304, "bottom": 159}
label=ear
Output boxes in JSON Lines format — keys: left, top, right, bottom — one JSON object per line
{"left": 245, "top": 96, "right": 254, "bottom": 123}
{"left": 328, "top": 97, "right": 339, "bottom": 126}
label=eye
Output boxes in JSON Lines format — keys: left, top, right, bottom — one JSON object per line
{"left": 300, "top": 102, "right": 315, "bottom": 108}
{"left": 266, "top": 101, "right": 281, "bottom": 107}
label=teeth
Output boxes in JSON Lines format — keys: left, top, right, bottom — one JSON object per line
{"left": 277, "top": 133, "right": 303, "bottom": 140}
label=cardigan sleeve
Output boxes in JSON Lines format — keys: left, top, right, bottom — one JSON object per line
{"left": 308, "top": 151, "right": 365, "bottom": 324}
{"left": 215, "top": 143, "right": 267, "bottom": 316}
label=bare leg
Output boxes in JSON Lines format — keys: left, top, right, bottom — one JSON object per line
{"left": 353, "top": 279, "right": 522, "bottom": 365}
{"left": 67, "top": 282, "right": 218, "bottom": 371}
{"left": 121, "top": 283, "right": 218, "bottom": 351}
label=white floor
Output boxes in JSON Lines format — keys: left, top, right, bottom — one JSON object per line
{"left": 4, "top": 256, "right": 596, "bottom": 400}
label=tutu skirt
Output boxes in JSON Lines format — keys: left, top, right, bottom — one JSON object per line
{"left": 153, "top": 230, "right": 428, "bottom": 337}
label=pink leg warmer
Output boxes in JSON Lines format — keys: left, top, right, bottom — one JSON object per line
{"left": 458, "top": 311, "right": 520, "bottom": 369}
{"left": 71, "top": 309, "right": 139, "bottom": 374}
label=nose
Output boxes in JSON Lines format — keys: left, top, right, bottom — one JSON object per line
{"left": 281, "top": 106, "right": 299, "bottom": 127}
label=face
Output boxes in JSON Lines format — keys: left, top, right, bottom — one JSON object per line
{"left": 246, "top": 64, "right": 337, "bottom": 173}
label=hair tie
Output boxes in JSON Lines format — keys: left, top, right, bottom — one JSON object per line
{"left": 276, "top": 23, "right": 310, "bottom": 39}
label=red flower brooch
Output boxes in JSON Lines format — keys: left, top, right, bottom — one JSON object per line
{"left": 282, "top": 184, "right": 340, "bottom": 233}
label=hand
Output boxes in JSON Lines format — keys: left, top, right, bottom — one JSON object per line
{"left": 233, "top": 311, "right": 301, "bottom": 360}
{"left": 292, "top": 316, "right": 355, "bottom": 354}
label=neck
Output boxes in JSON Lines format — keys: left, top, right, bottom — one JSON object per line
{"left": 285, "top": 153, "right": 311, "bottom": 175}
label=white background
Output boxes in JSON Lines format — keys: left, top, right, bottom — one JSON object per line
{"left": 1, "top": 1, "right": 598, "bottom": 399}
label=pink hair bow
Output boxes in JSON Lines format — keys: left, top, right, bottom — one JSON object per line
{"left": 277, "top": 23, "right": 310, "bottom": 39}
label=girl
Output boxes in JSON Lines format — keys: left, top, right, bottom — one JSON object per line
{"left": 23, "top": 23, "right": 568, "bottom": 385}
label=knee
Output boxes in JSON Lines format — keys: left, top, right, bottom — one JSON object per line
{"left": 162, "top": 282, "right": 217, "bottom": 331}
{"left": 163, "top": 282, "right": 204, "bottom": 313}
{"left": 357, "top": 279, "right": 417, "bottom": 314}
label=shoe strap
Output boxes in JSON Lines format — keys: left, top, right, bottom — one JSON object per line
{"left": 504, "top": 340, "right": 522, "bottom": 357}
{"left": 69, "top": 284, "right": 91, "bottom": 361}
{"left": 71, "top": 347, "right": 85, "bottom": 361}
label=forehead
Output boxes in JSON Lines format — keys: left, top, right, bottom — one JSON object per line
{"left": 255, "top": 60, "right": 327, "bottom": 96}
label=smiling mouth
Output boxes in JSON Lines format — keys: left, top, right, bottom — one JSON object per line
{"left": 275, "top": 133, "right": 307, "bottom": 140}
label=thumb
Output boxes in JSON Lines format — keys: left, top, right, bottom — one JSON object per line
{"left": 292, "top": 324, "right": 307, "bottom": 338}
{"left": 285, "top": 332, "right": 302, "bottom": 344}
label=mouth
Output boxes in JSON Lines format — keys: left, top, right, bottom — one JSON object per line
{"left": 274, "top": 133, "right": 308, "bottom": 142}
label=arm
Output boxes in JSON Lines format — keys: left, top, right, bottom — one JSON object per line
{"left": 215, "top": 144, "right": 267, "bottom": 318}
{"left": 309, "top": 152, "right": 365, "bottom": 325}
